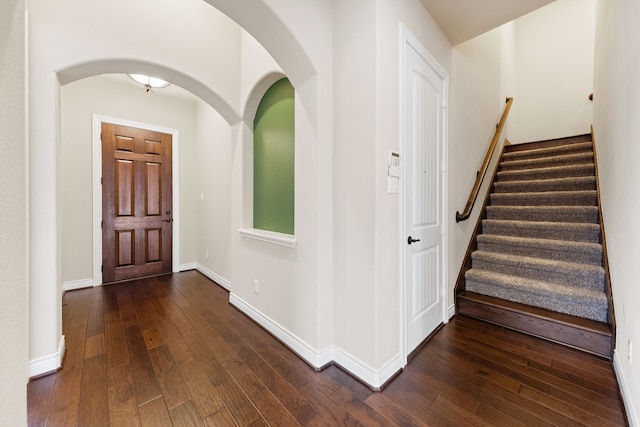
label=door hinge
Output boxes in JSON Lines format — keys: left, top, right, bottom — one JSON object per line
{"left": 101, "top": 265, "right": 103, "bottom": 272}
{"left": 100, "top": 177, "right": 103, "bottom": 185}
{"left": 101, "top": 220, "right": 103, "bottom": 229}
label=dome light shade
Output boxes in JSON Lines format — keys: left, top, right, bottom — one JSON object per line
{"left": 127, "top": 74, "right": 170, "bottom": 92}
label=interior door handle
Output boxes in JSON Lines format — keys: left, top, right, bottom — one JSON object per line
{"left": 407, "top": 236, "right": 420, "bottom": 245}
{"left": 163, "top": 217, "right": 173, "bottom": 223}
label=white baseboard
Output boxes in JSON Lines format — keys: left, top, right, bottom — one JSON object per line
{"left": 195, "top": 263, "right": 231, "bottom": 291}
{"left": 614, "top": 349, "right": 638, "bottom": 427}
{"left": 63, "top": 278, "right": 94, "bottom": 292}
{"left": 179, "top": 262, "right": 197, "bottom": 271}
{"left": 447, "top": 303, "right": 456, "bottom": 320}
{"left": 332, "top": 348, "right": 403, "bottom": 390}
{"left": 229, "top": 293, "right": 402, "bottom": 389}
{"left": 29, "top": 335, "right": 65, "bottom": 378}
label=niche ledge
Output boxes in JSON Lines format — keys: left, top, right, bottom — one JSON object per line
{"left": 238, "top": 228, "right": 296, "bottom": 248}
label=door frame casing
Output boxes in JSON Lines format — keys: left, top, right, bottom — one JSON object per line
{"left": 92, "top": 114, "right": 180, "bottom": 285}
{"left": 399, "top": 25, "right": 449, "bottom": 365}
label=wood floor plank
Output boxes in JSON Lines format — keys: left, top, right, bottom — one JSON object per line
{"left": 115, "top": 287, "right": 140, "bottom": 329}
{"left": 107, "top": 363, "right": 141, "bottom": 427}
{"left": 202, "top": 407, "right": 239, "bottom": 427}
{"left": 178, "top": 359, "right": 226, "bottom": 419}
{"left": 28, "top": 271, "right": 628, "bottom": 427}
{"left": 326, "top": 385, "right": 393, "bottom": 427}
{"left": 548, "top": 383, "right": 626, "bottom": 423}
{"left": 87, "top": 298, "right": 105, "bottom": 337}
{"left": 123, "top": 325, "right": 163, "bottom": 405}
{"left": 169, "top": 399, "right": 205, "bottom": 427}
{"left": 78, "top": 354, "right": 109, "bottom": 427}
{"left": 219, "top": 356, "right": 302, "bottom": 426}
{"left": 364, "top": 391, "right": 441, "bottom": 426}
{"left": 84, "top": 332, "right": 105, "bottom": 359}
{"left": 148, "top": 344, "right": 191, "bottom": 410}
{"left": 27, "top": 372, "right": 55, "bottom": 426}
{"left": 519, "top": 383, "right": 622, "bottom": 427}
{"left": 481, "top": 381, "right": 585, "bottom": 427}
{"left": 419, "top": 335, "right": 523, "bottom": 394}
{"left": 232, "top": 344, "right": 318, "bottom": 424}
{"left": 474, "top": 402, "right": 528, "bottom": 427}
{"left": 528, "top": 357, "right": 620, "bottom": 398}
{"left": 104, "top": 287, "right": 130, "bottom": 368}
{"left": 43, "top": 370, "right": 82, "bottom": 427}
{"left": 429, "top": 395, "right": 492, "bottom": 427}
{"left": 425, "top": 335, "right": 552, "bottom": 394}
{"left": 137, "top": 397, "right": 172, "bottom": 427}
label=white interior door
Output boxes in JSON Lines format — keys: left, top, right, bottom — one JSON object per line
{"left": 402, "top": 28, "right": 447, "bottom": 356}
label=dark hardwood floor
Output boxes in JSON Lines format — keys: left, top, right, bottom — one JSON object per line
{"left": 28, "top": 270, "right": 627, "bottom": 426}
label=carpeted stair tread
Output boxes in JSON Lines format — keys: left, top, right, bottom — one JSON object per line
{"left": 482, "top": 219, "right": 601, "bottom": 243}
{"left": 471, "top": 250, "right": 604, "bottom": 291}
{"left": 500, "top": 152, "right": 594, "bottom": 171}
{"left": 465, "top": 269, "right": 608, "bottom": 322}
{"left": 497, "top": 163, "right": 595, "bottom": 181}
{"left": 493, "top": 176, "right": 596, "bottom": 193}
{"left": 502, "top": 141, "right": 593, "bottom": 162}
{"left": 485, "top": 205, "right": 599, "bottom": 223}
{"left": 490, "top": 190, "right": 597, "bottom": 206}
{"left": 476, "top": 234, "right": 602, "bottom": 265}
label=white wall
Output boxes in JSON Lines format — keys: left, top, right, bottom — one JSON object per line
{"left": 331, "top": 0, "right": 454, "bottom": 374}
{"left": 376, "top": 0, "right": 453, "bottom": 368}
{"left": 0, "top": 0, "right": 28, "bottom": 424}
{"left": 510, "top": 0, "right": 595, "bottom": 143}
{"left": 60, "top": 75, "right": 204, "bottom": 284}
{"left": 228, "top": 24, "right": 328, "bottom": 356}
{"left": 332, "top": 0, "right": 378, "bottom": 368}
{"left": 450, "top": 25, "right": 511, "bottom": 305}
{"left": 593, "top": 0, "right": 640, "bottom": 423}
{"left": 195, "top": 98, "right": 233, "bottom": 286}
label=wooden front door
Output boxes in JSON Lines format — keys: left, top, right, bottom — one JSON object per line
{"left": 102, "top": 122, "right": 173, "bottom": 283}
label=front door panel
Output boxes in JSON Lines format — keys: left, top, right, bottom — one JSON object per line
{"left": 102, "top": 123, "right": 172, "bottom": 283}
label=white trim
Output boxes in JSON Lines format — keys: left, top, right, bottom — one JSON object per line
{"left": 63, "top": 278, "right": 94, "bottom": 292}
{"left": 229, "top": 293, "right": 401, "bottom": 389}
{"left": 179, "top": 262, "right": 197, "bottom": 271}
{"left": 614, "top": 350, "right": 639, "bottom": 427}
{"left": 399, "top": 24, "right": 449, "bottom": 366}
{"left": 92, "top": 115, "right": 180, "bottom": 286}
{"left": 196, "top": 263, "right": 231, "bottom": 291}
{"left": 447, "top": 304, "right": 456, "bottom": 320}
{"left": 229, "top": 293, "right": 324, "bottom": 365}
{"left": 332, "top": 350, "right": 404, "bottom": 391}
{"left": 238, "top": 228, "right": 296, "bottom": 248}
{"left": 29, "top": 335, "right": 65, "bottom": 378}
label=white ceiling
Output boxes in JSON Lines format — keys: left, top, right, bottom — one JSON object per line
{"left": 420, "top": 0, "right": 555, "bottom": 46}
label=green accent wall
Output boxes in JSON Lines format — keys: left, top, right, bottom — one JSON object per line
{"left": 253, "top": 78, "right": 295, "bottom": 234}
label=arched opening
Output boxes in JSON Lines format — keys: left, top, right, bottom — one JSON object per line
{"left": 29, "top": 0, "right": 327, "bottom": 378}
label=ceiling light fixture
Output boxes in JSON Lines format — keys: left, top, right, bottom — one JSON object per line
{"left": 127, "top": 74, "right": 170, "bottom": 92}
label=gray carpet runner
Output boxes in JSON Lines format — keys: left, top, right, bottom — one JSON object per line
{"left": 464, "top": 136, "right": 608, "bottom": 322}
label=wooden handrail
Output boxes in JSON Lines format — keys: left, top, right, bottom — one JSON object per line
{"left": 456, "top": 97, "right": 513, "bottom": 223}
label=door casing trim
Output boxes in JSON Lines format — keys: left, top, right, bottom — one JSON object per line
{"left": 92, "top": 114, "right": 180, "bottom": 285}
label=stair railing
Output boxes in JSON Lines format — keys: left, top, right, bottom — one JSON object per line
{"left": 456, "top": 97, "right": 513, "bottom": 222}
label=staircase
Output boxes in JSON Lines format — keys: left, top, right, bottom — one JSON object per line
{"left": 456, "top": 134, "right": 614, "bottom": 359}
